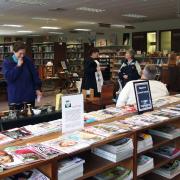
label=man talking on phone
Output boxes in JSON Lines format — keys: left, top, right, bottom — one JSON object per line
{"left": 3, "top": 41, "right": 42, "bottom": 110}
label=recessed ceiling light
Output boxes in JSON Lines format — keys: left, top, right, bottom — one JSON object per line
{"left": 1, "top": 24, "right": 23, "bottom": 27}
{"left": 77, "top": 21, "right": 96, "bottom": 25}
{"left": 48, "top": 32, "right": 64, "bottom": 34}
{"left": 17, "top": 30, "right": 33, "bottom": 33}
{"left": 41, "top": 26, "right": 61, "bottom": 30}
{"left": 32, "top": 17, "right": 57, "bottom": 21}
{"left": 74, "top": 28, "right": 91, "bottom": 32}
{"left": 122, "top": 13, "right": 147, "bottom": 18}
{"left": 76, "top": 7, "right": 105, "bottom": 13}
{"left": 111, "top": 24, "right": 125, "bottom": 28}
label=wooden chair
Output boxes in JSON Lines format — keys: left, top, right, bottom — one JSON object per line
{"left": 83, "top": 83, "right": 115, "bottom": 112}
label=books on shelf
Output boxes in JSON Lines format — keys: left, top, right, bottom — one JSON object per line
{"left": 84, "top": 123, "right": 128, "bottom": 137}
{"left": 0, "top": 133, "right": 14, "bottom": 145}
{"left": 1, "top": 127, "right": 32, "bottom": 140}
{"left": 137, "top": 133, "right": 153, "bottom": 153}
{"left": 153, "top": 96, "right": 180, "bottom": 108}
{"left": 137, "top": 155, "right": 154, "bottom": 176}
{"left": 0, "top": 149, "right": 24, "bottom": 169}
{"left": 94, "top": 166, "right": 133, "bottom": 180}
{"left": 153, "top": 146, "right": 180, "bottom": 159}
{"left": 58, "top": 157, "right": 85, "bottom": 180}
{"left": 63, "top": 131, "right": 105, "bottom": 145}
{"left": 24, "top": 119, "right": 62, "bottom": 136}
{"left": 84, "top": 105, "right": 136, "bottom": 122}
{"left": 92, "top": 138, "right": 133, "bottom": 163}
{"left": 148, "top": 125, "right": 180, "bottom": 139}
{"left": 41, "top": 136, "right": 89, "bottom": 154}
{"left": 153, "top": 160, "right": 180, "bottom": 179}
{"left": 28, "top": 144, "right": 63, "bottom": 159}
{"left": 4, "top": 169, "right": 50, "bottom": 180}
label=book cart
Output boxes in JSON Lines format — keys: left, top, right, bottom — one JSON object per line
{"left": 0, "top": 102, "right": 179, "bottom": 180}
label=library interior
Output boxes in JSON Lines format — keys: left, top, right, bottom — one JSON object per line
{"left": 0, "top": 0, "right": 180, "bottom": 180}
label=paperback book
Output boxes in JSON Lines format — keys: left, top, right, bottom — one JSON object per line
{"left": 148, "top": 125, "right": 180, "bottom": 139}
{"left": 41, "top": 136, "right": 89, "bottom": 154}
{"left": 137, "top": 133, "right": 153, "bottom": 153}
{"left": 153, "top": 146, "right": 180, "bottom": 159}
{"left": 153, "top": 160, "right": 180, "bottom": 179}
{"left": 137, "top": 155, "right": 154, "bottom": 175}
{"left": 1, "top": 128, "right": 32, "bottom": 140}
{"left": 94, "top": 166, "right": 133, "bottom": 180}
{"left": 4, "top": 169, "right": 50, "bottom": 180}
{"left": 0, "top": 133, "right": 14, "bottom": 146}
{"left": 84, "top": 123, "right": 128, "bottom": 137}
{"left": 58, "top": 157, "right": 85, "bottom": 180}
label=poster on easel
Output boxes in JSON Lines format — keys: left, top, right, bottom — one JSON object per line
{"left": 62, "top": 94, "right": 84, "bottom": 134}
{"left": 133, "top": 80, "right": 153, "bottom": 114}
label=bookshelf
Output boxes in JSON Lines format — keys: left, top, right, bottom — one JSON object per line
{"left": 0, "top": 100, "right": 179, "bottom": 180}
{"left": 66, "top": 43, "right": 93, "bottom": 77}
{"left": 31, "top": 42, "right": 66, "bottom": 79}
{"left": 0, "top": 43, "right": 14, "bottom": 80}
{"left": 97, "top": 46, "right": 129, "bottom": 81}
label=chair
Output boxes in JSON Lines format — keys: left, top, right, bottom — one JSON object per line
{"left": 83, "top": 83, "right": 115, "bottom": 112}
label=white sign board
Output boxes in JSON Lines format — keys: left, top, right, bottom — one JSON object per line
{"left": 62, "top": 94, "right": 84, "bottom": 134}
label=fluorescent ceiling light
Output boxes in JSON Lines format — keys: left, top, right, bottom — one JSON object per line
{"left": 32, "top": 17, "right": 57, "bottom": 21}
{"left": 41, "top": 26, "right": 61, "bottom": 30}
{"left": 48, "top": 32, "right": 64, "bottom": 34}
{"left": 76, "top": 7, "right": 105, "bottom": 13}
{"left": 122, "top": 13, "right": 147, "bottom": 18}
{"left": 1, "top": 24, "right": 23, "bottom": 27}
{"left": 74, "top": 28, "right": 91, "bottom": 32}
{"left": 77, "top": 21, "right": 96, "bottom": 25}
{"left": 17, "top": 30, "right": 33, "bottom": 33}
{"left": 9, "top": 0, "right": 47, "bottom": 5}
{"left": 111, "top": 24, "right": 125, "bottom": 28}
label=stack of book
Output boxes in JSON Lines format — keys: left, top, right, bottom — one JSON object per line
{"left": 4, "top": 169, "right": 50, "bottom": 180}
{"left": 94, "top": 166, "right": 133, "bottom": 180}
{"left": 58, "top": 157, "right": 85, "bottom": 180}
{"left": 137, "top": 133, "right": 153, "bottom": 153}
{"left": 153, "top": 160, "right": 180, "bottom": 179}
{"left": 148, "top": 125, "right": 180, "bottom": 139}
{"left": 137, "top": 155, "right": 154, "bottom": 175}
{"left": 153, "top": 146, "right": 180, "bottom": 159}
{"left": 92, "top": 138, "right": 133, "bottom": 162}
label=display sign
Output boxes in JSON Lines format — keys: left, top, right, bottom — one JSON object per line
{"left": 62, "top": 94, "right": 84, "bottom": 134}
{"left": 133, "top": 80, "right": 153, "bottom": 114}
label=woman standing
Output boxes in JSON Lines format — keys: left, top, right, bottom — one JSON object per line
{"left": 118, "top": 49, "right": 141, "bottom": 88}
{"left": 81, "top": 48, "right": 103, "bottom": 97}
{"left": 3, "top": 41, "right": 42, "bottom": 110}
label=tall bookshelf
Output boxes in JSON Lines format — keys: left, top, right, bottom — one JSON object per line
{"left": 97, "top": 46, "right": 129, "bottom": 81}
{"left": 0, "top": 43, "right": 14, "bottom": 80}
{"left": 31, "top": 42, "right": 66, "bottom": 79}
{"left": 66, "top": 43, "right": 93, "bottom": 77}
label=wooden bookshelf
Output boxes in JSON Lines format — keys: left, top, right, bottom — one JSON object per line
{"left": 66, "top": 43, "right": 93, "bottom": 77}
{"left": 0, "top": 102, "right": 179, "bottom": 180}
{"left": 31, "top": 42, "right": 66, "bottom": 79}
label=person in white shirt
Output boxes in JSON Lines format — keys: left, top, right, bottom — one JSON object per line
{"left": 116, "top": 64, "right": 169, "bottom": 107}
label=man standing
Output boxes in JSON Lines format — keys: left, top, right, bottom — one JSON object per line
{"left": 3, "top": 41, "right": 42, "bottom": 109}
{"left": 119, "top": 49, "right": 141, "bottom": 88}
